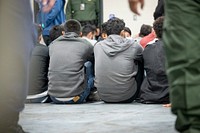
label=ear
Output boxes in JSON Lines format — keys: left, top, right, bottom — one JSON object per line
{"left": 102, "top": 33, "right": 107, "bottom": 39}
{"left": 80, "top": 32, "right": 83, "bottom": 37}
{"left": 120, "top": 30, "right": 125, "bottom": 37}
{"left": 62, "top": 31, "right": 65, "bottom": 35}
{"left": 87, "top": 32, "right": 93, "bottom": 39}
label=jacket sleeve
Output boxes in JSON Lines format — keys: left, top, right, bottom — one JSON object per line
{"left": 134, "top": 43, "right": 143, "bottom": 62}
{"left": 45, "top": 0, "right": 64, "bottom": 27}
{"left": 66, "top": 0, "right": 72, "bottom": 20}
{"left": 153, "top": 0, "right": 164, "bottom": 20}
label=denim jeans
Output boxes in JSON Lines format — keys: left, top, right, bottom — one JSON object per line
{"left": 50, "top": 61, "right": 94, "bottom": 104}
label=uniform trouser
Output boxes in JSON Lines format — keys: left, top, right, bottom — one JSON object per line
{"left": 0, "top": 0, "right": 34, "bottom": 127}
{"left": 163, "top": 0, "right": 200, "bottom": 132}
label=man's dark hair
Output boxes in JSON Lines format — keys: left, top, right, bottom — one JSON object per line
{"left": 139, "top": 24, "right": 152, "bottom": 37}
{"left": 64, "top": 19, "right": 81, "bottom": 35}
{"left": 106, "top": 17, "right": 125, "bottom": 36}
{"left": 49, "top": 25, "right": 64, "bottom": 42}
{"left": 124, "top": 27, "right": 132, "bottom": 36}
{"left": 153, "top": 16, "right": 164, "bottom": 39}
{"left": 82, "top": 24, "right": 96, "bottom": 36}
{"left": 101, "top": 22, "right": 108, "bottom": 34}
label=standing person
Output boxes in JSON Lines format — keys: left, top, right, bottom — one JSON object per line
{"left": 36, "top": 0, "right": 66, "bottom": 46}
{"left": 163, "top": 0, "right": 200, "bottom": 132}
{"left": 48, "top": 19, "right": 94, "bottom": 104}
{"left": 94, "top": 17, "right": 143, "bottom": 103}
{"left": 0, "top": 0, "right": 55, "bottom": 132}
{"left": 128, "top": 0, "right": 200, "bottom": 132}
{"left": 66, "top": 0, "right": 100, "bottom": 28}
{"left": 153, "top": 0, "right": 164, "bottom": 20}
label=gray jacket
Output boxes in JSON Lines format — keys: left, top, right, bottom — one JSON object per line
{"left": 48, "top": 32, "right": 93, "bottom": 98}
{"left": 94, "top": 35, "right": 143, "bottom": 102}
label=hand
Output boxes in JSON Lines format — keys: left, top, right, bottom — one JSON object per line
{"left": 128, "top": 0, "right": 144, "bottom": 15}
{"left": 41, "top": 0, "right": 56, "bottom": 12}
{"left": 163, "top": 103, "right": 171, "bottom": 108}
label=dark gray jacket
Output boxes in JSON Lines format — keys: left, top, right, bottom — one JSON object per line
{"left": 94, "top": 35, "right": 143, "bottom": 102}
{"left": 140, "top": 40, "right": 169, "bottom": 104}
{"left": 29, "top": 43, "right": 49, "bottom": 95}
{"left": 48, "top": 32, "right": 93, "bottom": 98}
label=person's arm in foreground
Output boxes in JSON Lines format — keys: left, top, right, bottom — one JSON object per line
{"left": 40, "top": 0, "right": 56, "bottom": 12}
{"left": 128, "top": 0, "right": 144, "bottom": 15}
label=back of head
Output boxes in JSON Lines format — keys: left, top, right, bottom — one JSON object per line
{"left": 139, "top": 24, "right": 152, "bottom": 37}
{"left": 106, "top": 17, "right": 125, "bottom": 36}
{"left": 101, "top": 22, "right": 108, "bottom": 34}
{"left": 49, "top": 25, "right": 64, "bottom": 42}
{"left": 153, "top": 16, "right": 164, "bottom": 39}
{"left": 64, "top": 19, "right": 81, "bottom": 35}
{"left": 82, "top": 24, "right": 96, "bottom": 37}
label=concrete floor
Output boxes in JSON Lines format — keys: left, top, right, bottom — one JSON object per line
{"left": 19, "top": 102, "right": 178, "bottom": 133}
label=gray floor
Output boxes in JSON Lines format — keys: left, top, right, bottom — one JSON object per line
{"left": 19, "top": 102, "right": 178, "bottom": 133}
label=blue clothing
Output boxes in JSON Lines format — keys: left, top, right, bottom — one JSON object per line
{"left": 37, "top": 0, "right": 66, "bottom": 36}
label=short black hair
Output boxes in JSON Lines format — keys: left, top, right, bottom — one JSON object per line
{"left": 106, "top": 17, "right": 125, "bottom": 36}
{"left": 123, "top": 27, "right": 132, "bottom": 36}
{"left": 49, "top": 25, "right": 64, "bottom": 42}
{"left": 82, "top": 24, "right": 96, "bottom": 36}
{"left": 101, "top": 22, "right": 108, "bottom": 34}
{"left": 64, "top": 19, "right": 81, "bottom": 35}
{"left": 139, "top": 24, "right": 152, "bottom": 37}
{"left": 153, "top": 16, "right": 164, "bottom": 39}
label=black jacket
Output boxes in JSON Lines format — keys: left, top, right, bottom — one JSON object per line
{"left": 29, "top": 43, "right": 49, "bottom": 95}
{"left": 140, "top": 40, "right": 169, "bottom": 104}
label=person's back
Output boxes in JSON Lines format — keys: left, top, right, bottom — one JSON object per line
{"left": 27, "top": 24, "right": 49, "bottom": 103}
{"left": 94, "top": 17, "right": 143, "bottom": 103}
{"left": 28, "top": 44, "right": 49, "bottom": 96}
{"left": 140, "top": 17, "right": 169, "bottom": 104}
{"left": 140, "top": 40, "right": 169, "bottom": 103}
{"left": 48, "top": 19, "right": 94, "bottom": 103}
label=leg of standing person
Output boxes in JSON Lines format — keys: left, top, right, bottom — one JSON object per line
{"left": 0, "top": 0, "right": 34, "bottom": 132}
{"left": 163, "top": 0, "right": 200, "bottom": 132}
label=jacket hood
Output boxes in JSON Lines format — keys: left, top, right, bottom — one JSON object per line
{"left": 63, "top": 32, "right": 79, "bottom": 38}
{"left": 101, "top": 35, "right": 134, "bottom": 56}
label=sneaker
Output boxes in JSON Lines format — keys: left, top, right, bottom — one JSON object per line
{"left": 87, "top": 90, "right": 101, "bottom": 102}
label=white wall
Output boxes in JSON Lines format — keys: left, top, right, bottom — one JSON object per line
{"left": 103, "top": 0, "right": 158, "bottom": 36}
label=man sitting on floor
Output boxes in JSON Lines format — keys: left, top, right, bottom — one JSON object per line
{"left": 94, "top": 17, "right": 143, "bottom": 103}
{"left": 48, "top": 19, "right": 94, "bottom": 104}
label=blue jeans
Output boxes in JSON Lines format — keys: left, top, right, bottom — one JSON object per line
{"left": 50, "top": 61, "right": 94, "bottom": 104}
